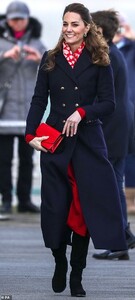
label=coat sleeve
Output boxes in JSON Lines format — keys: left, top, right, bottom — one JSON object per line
{"left": 25, "top": 51, "right": 49, "bottom": 135}
{"left": 83, "top": 64, "right": 116, "bottom": 121}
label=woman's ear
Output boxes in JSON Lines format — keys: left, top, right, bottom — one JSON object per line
{"left": 87, "top": 24, "right": 91, "bottom": 32}
{"left": 84, "top": 24, "right": 90, "bottom": 36}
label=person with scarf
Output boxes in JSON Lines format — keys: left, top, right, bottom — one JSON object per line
{"left": 25, "top": 3, "right": 127, "bottom": 297}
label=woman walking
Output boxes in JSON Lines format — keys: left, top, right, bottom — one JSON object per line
{"left": 25, "top": 3, "right": 127, "bottom": 297}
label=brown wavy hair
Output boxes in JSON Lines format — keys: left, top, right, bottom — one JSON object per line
{"left": 44, "top": 3, "right": 110, "bottom": 71}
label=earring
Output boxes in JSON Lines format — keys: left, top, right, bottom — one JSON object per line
{"left": 84, "top": 33, "right": 87, "bottom": 37}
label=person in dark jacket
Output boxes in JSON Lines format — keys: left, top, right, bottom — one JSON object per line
{"left": 91, "top": 9, "right": 135, "bottom": 260}
{"left": 0, "top": 1, "right": 46, "bottom": 215}
{"left": 114, "top": 16, "right": 135, "bottom": 214}
{"left": 25, "top": 3, "right": 127, "bottom": 297}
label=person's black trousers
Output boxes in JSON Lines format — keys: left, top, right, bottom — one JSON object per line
{"left": 0, "top": 134, "right": 34, "bottom": 204}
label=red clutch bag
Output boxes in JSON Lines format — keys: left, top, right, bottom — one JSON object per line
{"left": 36, "top": 123, "right": 64, "bottom": 153}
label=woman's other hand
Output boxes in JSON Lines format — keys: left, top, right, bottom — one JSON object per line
{"left": 29, "top": 136, "right": 49, "bottom": 152}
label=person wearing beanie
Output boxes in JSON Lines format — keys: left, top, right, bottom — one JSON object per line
{"left": 0, "top": 1, "right": 46, "bottom": 215}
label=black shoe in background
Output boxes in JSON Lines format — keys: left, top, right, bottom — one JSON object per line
{"left": 0, "top": 202, "right": 12, "bottom": 214}
{"left": 92, "top": 250, "right": 129, "bottom": 260}
{"left": 0, "top": 213, "right": 12, "bottom": 220}
{"left": 93, "top": 223, "right": 135, "bottom": 260}
{"left": 18, "top": 201, "right": 40, "bottom": 213}
{"left": 0, "top": 202, "right": 12, "bottom": 220}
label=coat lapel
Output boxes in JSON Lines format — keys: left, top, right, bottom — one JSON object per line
{"left": 74, "top": 48, "right": 93, "bottom": 77}
{"left": 55, "top": 48, "right": 92, "bottom": 84}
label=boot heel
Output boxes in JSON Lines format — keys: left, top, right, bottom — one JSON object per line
{"left": 70, "top": 280, "right": 86, "bottom": 297}
{"left": 70, "top": 286, "right": 86, "bottom": 297}
{"left": 70, "top": 271, "right": 86, "bottom": 297}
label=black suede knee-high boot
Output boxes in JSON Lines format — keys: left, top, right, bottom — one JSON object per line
{"left": 51, "top": 243, "right": 68, "bottom": 293}
{"left": 70, "top": 232, "right": 90, "bottom": 297}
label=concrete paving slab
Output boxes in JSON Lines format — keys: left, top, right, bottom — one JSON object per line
{"left": 0, "top": 212, "right": 135, "bottom": 300}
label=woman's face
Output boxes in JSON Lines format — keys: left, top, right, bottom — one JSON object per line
{"left": 62, "top": 12, "right": 89, "bottom": 52}
{"left": 7, "top": 18, "right": 29, "bottom": 32}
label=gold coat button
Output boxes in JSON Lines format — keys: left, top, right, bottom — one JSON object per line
{"left": 74, "top": 86, "right": 78, "bottom": 90}
{"left": 62, "top": 103, "right": 66, "bottom": 107}
{"left": 63, "top": 120, "right": 66, "bottom": 123}
{"left": 75, "top": 103, "right": 79, "bottom": 107}
{"left": 60, "top": 86, "right": 65, "bottom": 90}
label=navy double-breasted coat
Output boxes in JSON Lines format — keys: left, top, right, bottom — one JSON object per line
{"left": 26, "top": 48, "right": 127, "bottom": 250}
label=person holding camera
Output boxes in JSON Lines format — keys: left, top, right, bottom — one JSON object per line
{"left": 0, "top": 1, "right": 46, "bottom": 215}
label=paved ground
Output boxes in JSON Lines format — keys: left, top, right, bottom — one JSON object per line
{"left": 0, "top": 210, "right": 135, "bottom": 300}
{"left": 0, "top": 151, "right": 135, "bottom": 300}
